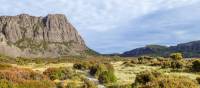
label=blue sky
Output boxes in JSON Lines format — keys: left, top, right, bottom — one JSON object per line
{"left": 0, "top": 0, "right": 200, "bottom": 54}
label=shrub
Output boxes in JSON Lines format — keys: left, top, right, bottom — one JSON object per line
{"left": 107, "top": 84, "right": 132, "bottom": 88}
{"left": 98, "top": 71, "right": 117, "bottom": 84}
{"left": 150, "top": 61, "right": 162, "bottom": 66}
{"left": 196, "top": 77, "right": 200, "bottom": 84}
{"left": 130, "top": 60, "right": 139, "bottom": 64}
{"left": 82, "top": 79, "right": 97, "bottom": 88}
{"left": 15, "top": 57, "right": 32, "bottom": 65}
{"left": 123, "top": 61, "right": 135, "bottom": 67}
{"left": 138, "top": 56, "right": 156, "bottom": 64}
{"left": 171, "top": 61, "right": 184, "bottom": 69}
{"left": 89, "top": 64, "right": 108, "bottom": 77}
{"left": 73, "top": 62, "right": 92, "bottom": 70}
{"left": 133, "top": 71, "right": 199, "bottom": 88}
{"left": 170, "top": 53, "right": 183, "bottom": 61}
{"left": 15, "top": 80, "right": 55, "bottom": 88}
{"left": 55, "top": 82, "right": 64, "bottom": 88}
{"left": 144, "top": 76, "right": 199, "bottom": 88}
{"left": 65, "top": 82, "right": 78, "bottom": 88}
{"left": 0, "top": 68, "right": 47, "bottom": 83}
{"left": 34, "top": 58, "right": 44, "bottom": 64}
{"left": 0, "top": 67, "right": 54, "bottom": 88}
{"left": 0, "top": 80, "right": 14, "bottom": 88}
{"left": 156, "top": 57, "right": 165, "bottom": 61}
{"left": 192, "top": 60, "right": 200, "bottom": 72}
{"left": 43, "top": 67, "right": 73, "bottom": 80}
{"left": 161, "top": 61, "right": 171, "bottom": 68}
{"left": 104, "top": 63, "right": 114, "bottom": 72}
{"left": 0, "top": 63, "right": 12, "bottom": 70}
{"left": 134, "top": 71, "right": 161, "bottom": 85}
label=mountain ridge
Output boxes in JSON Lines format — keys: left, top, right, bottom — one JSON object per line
{"left": 122, "top": 40, "right": 200, "bottom": 58}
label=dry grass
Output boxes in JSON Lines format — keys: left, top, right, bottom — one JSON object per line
{"left": 166, "top": 72, "right": 200, "bottom": 80}
{"left": 112, "top": 61, "right": 160, "bottom": 84}
{"left": 12, "top": 63, "right": 73, "bottom": 73}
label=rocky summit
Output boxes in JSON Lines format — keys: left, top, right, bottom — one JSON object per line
{"left": 0, "top": 14, "right": 87, "bottom": 58}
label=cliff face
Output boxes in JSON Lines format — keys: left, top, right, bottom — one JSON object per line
{"left": 0, "top": 14, "right": 87, "bottom": 57}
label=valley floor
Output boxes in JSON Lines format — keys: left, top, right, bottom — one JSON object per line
{"left": 9, "top": 60, "right": 200, "bottom": 88}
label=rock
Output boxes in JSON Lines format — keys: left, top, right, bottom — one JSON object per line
{"left": 0, "top": 14, "right": 87, "bottom": 58}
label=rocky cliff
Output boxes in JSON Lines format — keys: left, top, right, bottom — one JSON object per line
{"left": 0, "top": 14, "right": 87, "bottom": 58}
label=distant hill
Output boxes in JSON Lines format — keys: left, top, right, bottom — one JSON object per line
{"left": 122, "top": 40, "right": 200, "bottom": 58}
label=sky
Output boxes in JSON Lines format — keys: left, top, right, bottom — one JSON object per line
{"left": 0, "top": 0, "right": 200, "bottom": 54}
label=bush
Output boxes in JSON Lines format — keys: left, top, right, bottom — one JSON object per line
{"left": 161, "top": 61, "right": 171, "bottom": 68}
{"left": 0, "top": 80, "right": 14, "bottom": 88}
{"left": 15, "top": 57, "right": 31, "bottom": 65}
{"left": 34, "top": 58, "right": 44, "bottom": 64}
{"left": 0, "top": 67, "right": 55, "bottom": 88}
{"left": 133, "top": 71, "right": 199, "bottom": 88}
{"left": 170, "top": 53, "right": 183, "bottom": 61}
{"left": 43, "top": 67, "right": 74, "bottom": 80}
{"left": 15, "top": 80, "right": 55, "bottom": 88}
{"left": 196, "top": 77, "right": 200, "bottom": 84}
{"left": 0, "top": 63, "right": 12, "bottom": 70}
{"left": 73, "top": 62, "right": 92, "bottom": 70}
{"left": 107, "top": 84, "right": 132, "bottom": 88}
{"left": 82, "top": 79, "right": 97, "bottom": 88}
{"left": 171, "top": 61, "right": 184, "bottom": 69}
{"left": 104, "top": 63, "right": 114, "bottom": 72}
{"left": 0, "top": 68, "right": 47, "bottom": 83}
{"left": 144, "top": 76, "right": 199, "bottom": 88}
{"left": 150, "top": 61, "right": 162, "bottom": 66}
{"left": 98, "top": 71, "right": 117, "bottom": 84}
{"left": 156, "top": 57, "right": 165, "bottom": 61}
{"left": 134, "top": 71, "right": 161, "bottom": 85}
{"left": 65, "top": 82, "right": 78, "bottom": 88}
{"left": 192, "top": 60, "right": 200, "bottom": 72}
{"left": 123, "top": 61, "right": 135, "bottom": 67}
{"left": 89, "top": 64, "right": 108, "bottom": 77}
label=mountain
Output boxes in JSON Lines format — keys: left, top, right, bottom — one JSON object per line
{"left": 122, "top": 40, "right": 200, "bottom": 58}
{"left": 170, "top": 40, "right": 200, "bottom": 57}
{"left": 0, "top": 14, "right": 88, "bottom": 58}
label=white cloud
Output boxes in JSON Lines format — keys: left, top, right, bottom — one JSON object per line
{"left": 0, "top": 0, "right": 199, "bottom": 53}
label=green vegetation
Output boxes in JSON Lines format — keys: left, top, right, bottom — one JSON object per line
{"left": 107, "top": 84, "right": 132, "bottom": 88}
{"left": 82, "top": 79, "right": 97, "bottom": 88}
{"left": 98, "top": 71, "right": 117, "bottom": 84}
{"left": 171, "top": 60, "right": 184, "bottom": 69}
{"left": 196, "top": 77, "right": 200, "bottom": 84}
{"left": 73, "top": 61, "right": 92, "bottom": 70}
{"left": 43, "top": 67, "right": 74, "bottom": 80}
{"left": 0, "top": 53, "right": 199, "bottom": 88}
{"left": 15, "top": 80, "right": 55, "bottom": 88}
{"left": 192, "top": 60, "right": 200, "bottom": 72}
{"left": 0, "top": 80, "right": 14, "bottom": 88}
{"left": 0, "top": 63, "right": 12, "bottom": 70}
{"left": 90, "top": 64, "right": 108, "bottom": 77}
{"left": 0, "top": 65, "right": 55, "bottom": 88}
{"left": 133, "top": 71, "right": 199, "bottom": 88}
{"left": 170, "top": 53, "right": 183, "bottom": 61}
